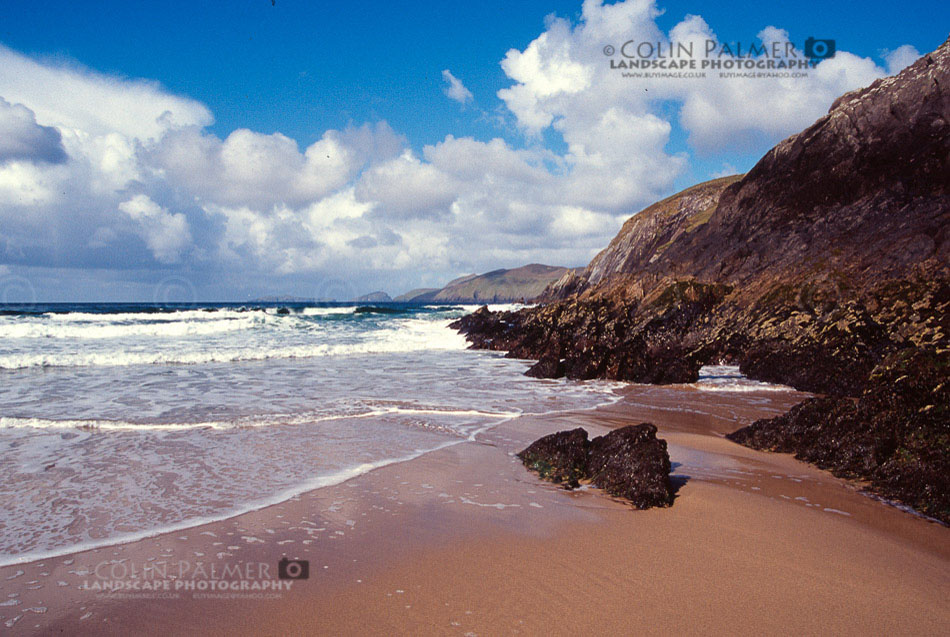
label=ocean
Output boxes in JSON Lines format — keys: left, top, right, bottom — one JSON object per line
{"left": 0, "top": 302, "right": 623, "bottom": 566}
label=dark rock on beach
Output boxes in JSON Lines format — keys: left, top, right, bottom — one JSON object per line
{"left": 587, "top": 424, "right": 675, "bottom": 509}
{"left": 729, "top": 348, "right": 950, "bottom": 523}
{"left": 516, "top": 427, "right": 590, "bottom": 489}
{"left": 458, "top": 38, "right": 950, "bottom": 520}
{"left": 517, "top": 424, "right": 675, "bottom": 509}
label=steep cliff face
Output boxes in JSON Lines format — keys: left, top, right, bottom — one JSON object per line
{"left": 541, "top": 175, "right": 741, "bottom": 300}
{"left": 547, "top": 40, "right": 948, "bottom": 303}
{"left": 667, "top": 42, "right": 949, "bottom": 291}
{"left": 452, "top": 38, "right": 950, "bottom": 520}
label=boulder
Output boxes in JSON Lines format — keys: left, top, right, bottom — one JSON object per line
{"left": 517, "top": 423, "right": 675, "bottom": 509}
{"left": 516, "top": 427, "right": 589, "bottom": 488}
{"left": 587, "top": 424, "right": 675, "bottom": 509}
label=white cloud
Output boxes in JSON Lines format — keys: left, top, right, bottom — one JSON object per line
{"left": 0, "top": 160, "right": 62, "bottom": 207}
{"left": 883, "top": 45, "right": 921, "bottom": 75}
{"left": 712, "top": 162, "right": 739, "bottom": 179}
{"left": 550, "top": 205, "right": 616, "bottom": 238}
{"left": 498, "top": 20, "right": 594, "bottom": 134}
{"left": 151, "top": 123, "right": 403, "bottom": 209}
{"left": 496, "top": 2, "right": 898, "bottom": 154}
{"left": 441, "top": 69, "right": 473, "bottom": 104}
{"left": 356, "top": 150, "right": 458, "bottom": 219}
{"left": 675, "top": 47, "right": 885, "bottom": 151}
{"left": 0, "top": 98, "right": 66, "bottom": 165}
{"left": 118, "top": 195, "right": 192, "bottom": 263}
{"left": 0, "top": 44, "right": 211, "bottom": 140}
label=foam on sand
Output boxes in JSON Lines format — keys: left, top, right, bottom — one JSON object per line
{"left": 693, "top": 365, "right": 794, "bottom": 392}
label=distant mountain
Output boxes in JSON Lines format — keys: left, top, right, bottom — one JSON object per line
{"left": 248, "top": 295, "right": 315, "bottom": 303}
{"left": 399, "top": 264, "right": 573, "bottom": 303}
{"left": 393, "top": 288, "right": 439, "bottom": 302}
{"left": 355, "top": 291, "right": 393, "bottom": 302}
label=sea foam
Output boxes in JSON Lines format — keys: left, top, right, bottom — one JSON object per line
{"left": 0, "top": 304, "right": 620, "bottom": 564}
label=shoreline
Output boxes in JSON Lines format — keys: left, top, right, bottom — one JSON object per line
{"left": 2, "top": 384, "right": 948, "bottom": 634}
{"left": 0, "top": 378, "right": 624, "bottom": 570}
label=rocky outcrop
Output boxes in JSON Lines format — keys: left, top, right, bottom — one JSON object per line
{"left": 517, "top": 424, "right": 675, "bottom": 509}
{"left": 453, "top": 280, "right": 732, "bottom": 384}
{"left": 453, "top": 277, "right": 947, "bottom": 394}
{"left": 728, "top": 348, "right": 949, "bottom": 523}
{"left": 457, "top": 38, "right": 950, "bottom": 519}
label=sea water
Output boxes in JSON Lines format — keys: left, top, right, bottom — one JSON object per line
{"left": 0, "top": 302, "right": 621, "bottom": 565}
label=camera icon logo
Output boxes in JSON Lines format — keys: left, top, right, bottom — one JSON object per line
{"left": 804, "top": 37, "right": 836, "bottom": 60}
{"left": 278, "top": 557, "right": 310, "bottom": 580}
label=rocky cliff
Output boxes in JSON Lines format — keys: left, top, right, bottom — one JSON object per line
{"left": 541, "top": 175, "right": 742, "bottom": 300}
{"left": 453, "top": 37, "right": 950, "bottom": 520}
{"left": 545, "top": 41, "right": 948, "bottom": 302}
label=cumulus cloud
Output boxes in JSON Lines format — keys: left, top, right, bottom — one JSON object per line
{"left": 497, "top": 2, "right": 896, "bottom": 155}
{"left": 150, "top": 122, "right": 404, "bottom": 210}
{"left": 441, "top": 69, "right": 473, "bottom": 104}
{"left": 673, "top": 23, "right": 884, "bottom": 151}
{"left": 118, "top": 195, "right": 192, "bottom": 263}
{"left": 357, "top": 150, "right": 459, "bottom": 219}
{"left": 883, "top": 45, "right": 921, "bottom": 75}
{"left": 0, "top": 98, "right": 67, "bottom": 165}
{"left": 153, "top": 128, "right": 349, "bottom": 208}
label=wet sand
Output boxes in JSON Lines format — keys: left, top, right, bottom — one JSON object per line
{"left": 1, "top": 385, "right": 948, "bottom": 635}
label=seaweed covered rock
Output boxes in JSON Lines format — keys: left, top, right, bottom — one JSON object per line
{"left": 587, "top": 424, "right": 675, "bottom": 509}
{"left": 727, "top": 397, "right": 869, "bottom": 471}
{"left": 524, "top": 349, "right": 566, "bottom": 379}
{"left": 728, "top": 348, "right": 950, "bottom": 523}
{"left": 516, "top": 427, "right": 589, "bottom": 488}
{"left": 453, "top": 281, "right": 728, "bottom": 385}
{"left": 517, "top": 423, "right": 674, "bottom": 509}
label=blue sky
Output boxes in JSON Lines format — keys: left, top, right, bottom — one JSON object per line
{"left": 5, "top": 1, "right": 943, "bottom": 151}
{"left": 0, "top": 1, "right": 947, "bottom": 301}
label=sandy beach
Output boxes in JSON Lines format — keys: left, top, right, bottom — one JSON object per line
{"left": 1, "top": 384, "right": 947, "bottom": 635}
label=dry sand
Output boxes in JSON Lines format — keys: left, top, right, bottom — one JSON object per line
{"left": 1, "top": 384, "right": 947, "bottom": 635}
